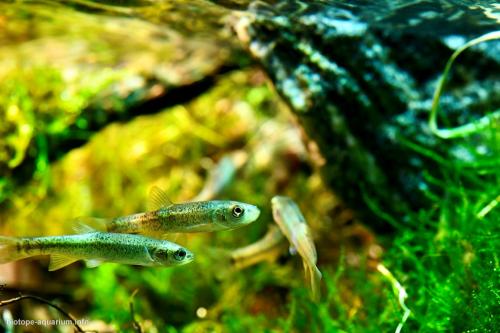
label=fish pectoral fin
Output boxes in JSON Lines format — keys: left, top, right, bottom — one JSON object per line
{"left": 160, "top": 233, "right": 182, "bottom": 243}
{"left": 72, "top": 217, "right": 108, "bottom": 234}
{"left": 143, "top": 247, "right": 155, "bottom": 264}
{"left": 289, "top": 245, "right": 298, "bottom": 256}
{"left": 147, "top": 186, "right": 174, "bottom": 211}
{"left": 85, "top": 259, "right": 103, "bottom": 268}
{"left": 49, "top": 255, "right": 79, "bottom": 271}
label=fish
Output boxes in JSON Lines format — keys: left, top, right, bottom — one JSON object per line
{"left": 0, "top": 223, "right": 194, "bottom": 271}
{"left": 231, "top": 225, "right": 287, "bottom": 269}
{"left": 82, "top": 186, "right": 261, "bottom": 237}
{"left": 200, "top": 225, "right": 286, "bottom": 280}
{"left": 271, "top": 195, "right": 322, "bottom": 301}
{"left": 193, "top": 151, "right": 248, "bottom": 202}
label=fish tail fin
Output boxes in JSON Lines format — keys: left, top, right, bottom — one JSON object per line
{"left": 72, "top": 216, "right": 109, "bottom": 233}
{"left": 309, "top": 264, "right": 322, "bottom": 302}
{"left": 0, "top": 236, "right": 29, "bottom": 264}
{"left": 303, "top": 260, "right": 312, "bottom": 285}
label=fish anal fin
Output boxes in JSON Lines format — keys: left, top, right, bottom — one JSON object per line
{"left": 148, "top": 186, "right": 174, "bottom": 211}
{"left": 49, "top": 254, "right": 78, "bottom": 271}
{"left": 302, "top": 260, "right": 310, "bottom": 281}
{"left": 313, "top": 264, "right": 322, "bottom": 281}
{"left": 72, "top": 217, "right": 108, "bottom": 233}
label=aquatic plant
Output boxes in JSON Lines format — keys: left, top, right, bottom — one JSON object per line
{"left": 430, "top": 30, "right": 500, "bottom": 139}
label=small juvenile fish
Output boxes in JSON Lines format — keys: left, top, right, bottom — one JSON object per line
{"left": 86, "top": 186, "right": 260, "bottom": 236}
{"left": 271, "top": 195, "right": 322, "bottom": 301}
{"left": 231, "top": 225, "right": 286, "bottom": 269}
{"left": 0, "top": 224, "right": 194, "bottom": 271}
{"left": 193, "top": 151, "right": 248, "bottom": 201}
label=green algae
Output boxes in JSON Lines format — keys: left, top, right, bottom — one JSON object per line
{"left": 0, "top": 1, "right": 234, "bottom": 205}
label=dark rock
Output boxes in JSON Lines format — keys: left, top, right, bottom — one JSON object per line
{"left": 235, "top": 0, "right": 500, "bottom": 230}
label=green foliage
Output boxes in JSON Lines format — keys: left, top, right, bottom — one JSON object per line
{"left": 81, "top": 264, "right": 133, "bottom": 323}
{"left": 385, "top": 136, "right": 499, "bottom": 332}
{"left": 0, "top": 65, "right": 126, "bottom": 162}
{"left": 429, "top": 30, "right": 500, "bottom": 139}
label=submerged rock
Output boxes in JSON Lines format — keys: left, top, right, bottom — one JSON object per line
{"left": 234, "top": 0, "right": 500, "bottom": 230}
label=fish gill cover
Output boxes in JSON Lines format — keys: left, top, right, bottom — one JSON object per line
{"left": 0, "top": 0, "right": 498, "bottom": 332}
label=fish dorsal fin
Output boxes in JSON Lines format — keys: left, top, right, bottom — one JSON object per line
{"left": 148, "top": 186, "right": 174, "bottom": 211}
{"left": 49, "top": 254, "right": 78, "bottom": 271}
{"left": 72, "top": 217, "right": 107, "bottom": 234}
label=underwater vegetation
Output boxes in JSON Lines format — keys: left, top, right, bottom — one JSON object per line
{"left": 0, "top": 1, "right": 499, "bottom": 333}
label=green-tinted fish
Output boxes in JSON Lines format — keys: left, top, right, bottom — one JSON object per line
{"left": 84, "top": 186, "right": 260, "bottom": 236}
{"left": 0, "top": 224, "right": 194, "bottom": 271}
{"left": 271, "top": 195, "right": 322, "bottom": 301}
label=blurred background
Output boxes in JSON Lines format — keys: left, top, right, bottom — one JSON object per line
{"left": 0, "top": 1, "right": 498, "bottom": 332}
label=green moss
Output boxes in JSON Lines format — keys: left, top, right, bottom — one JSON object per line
{"left": 0, "top": 1, "right": 234, "bottom": 205}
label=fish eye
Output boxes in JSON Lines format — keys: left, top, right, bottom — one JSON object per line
{"left": 232, "top": 205, "right": 244, "bottom": 218}
{"left": 174, "top": 249, "right": 187, "bottom": 261}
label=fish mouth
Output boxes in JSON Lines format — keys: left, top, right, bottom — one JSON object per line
{"left": 184, "top": 252, "right": 195, "bottom": 264}
{"left": 243, "top": 205, "right": 261, "bottom": 225}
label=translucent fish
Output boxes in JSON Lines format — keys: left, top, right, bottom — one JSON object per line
{"left": 231, "top": 225, "right": 287, "bottom": 269}
{"left": 271, "top": 195, "right": 322, "bottom": 301}
{"left": 193, "top": 151, "right": 248, "bottom": 201}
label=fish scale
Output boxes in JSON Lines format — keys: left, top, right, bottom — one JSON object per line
{"left": 0, "top": 231, "right": 194, "bottom": 271}
{"left": 103, "top": 188, "right": 261, "bottom": 235}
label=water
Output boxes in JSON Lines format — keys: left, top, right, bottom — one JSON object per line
{"left": 0, "top": 1, "right": 498, "bottom": 332}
